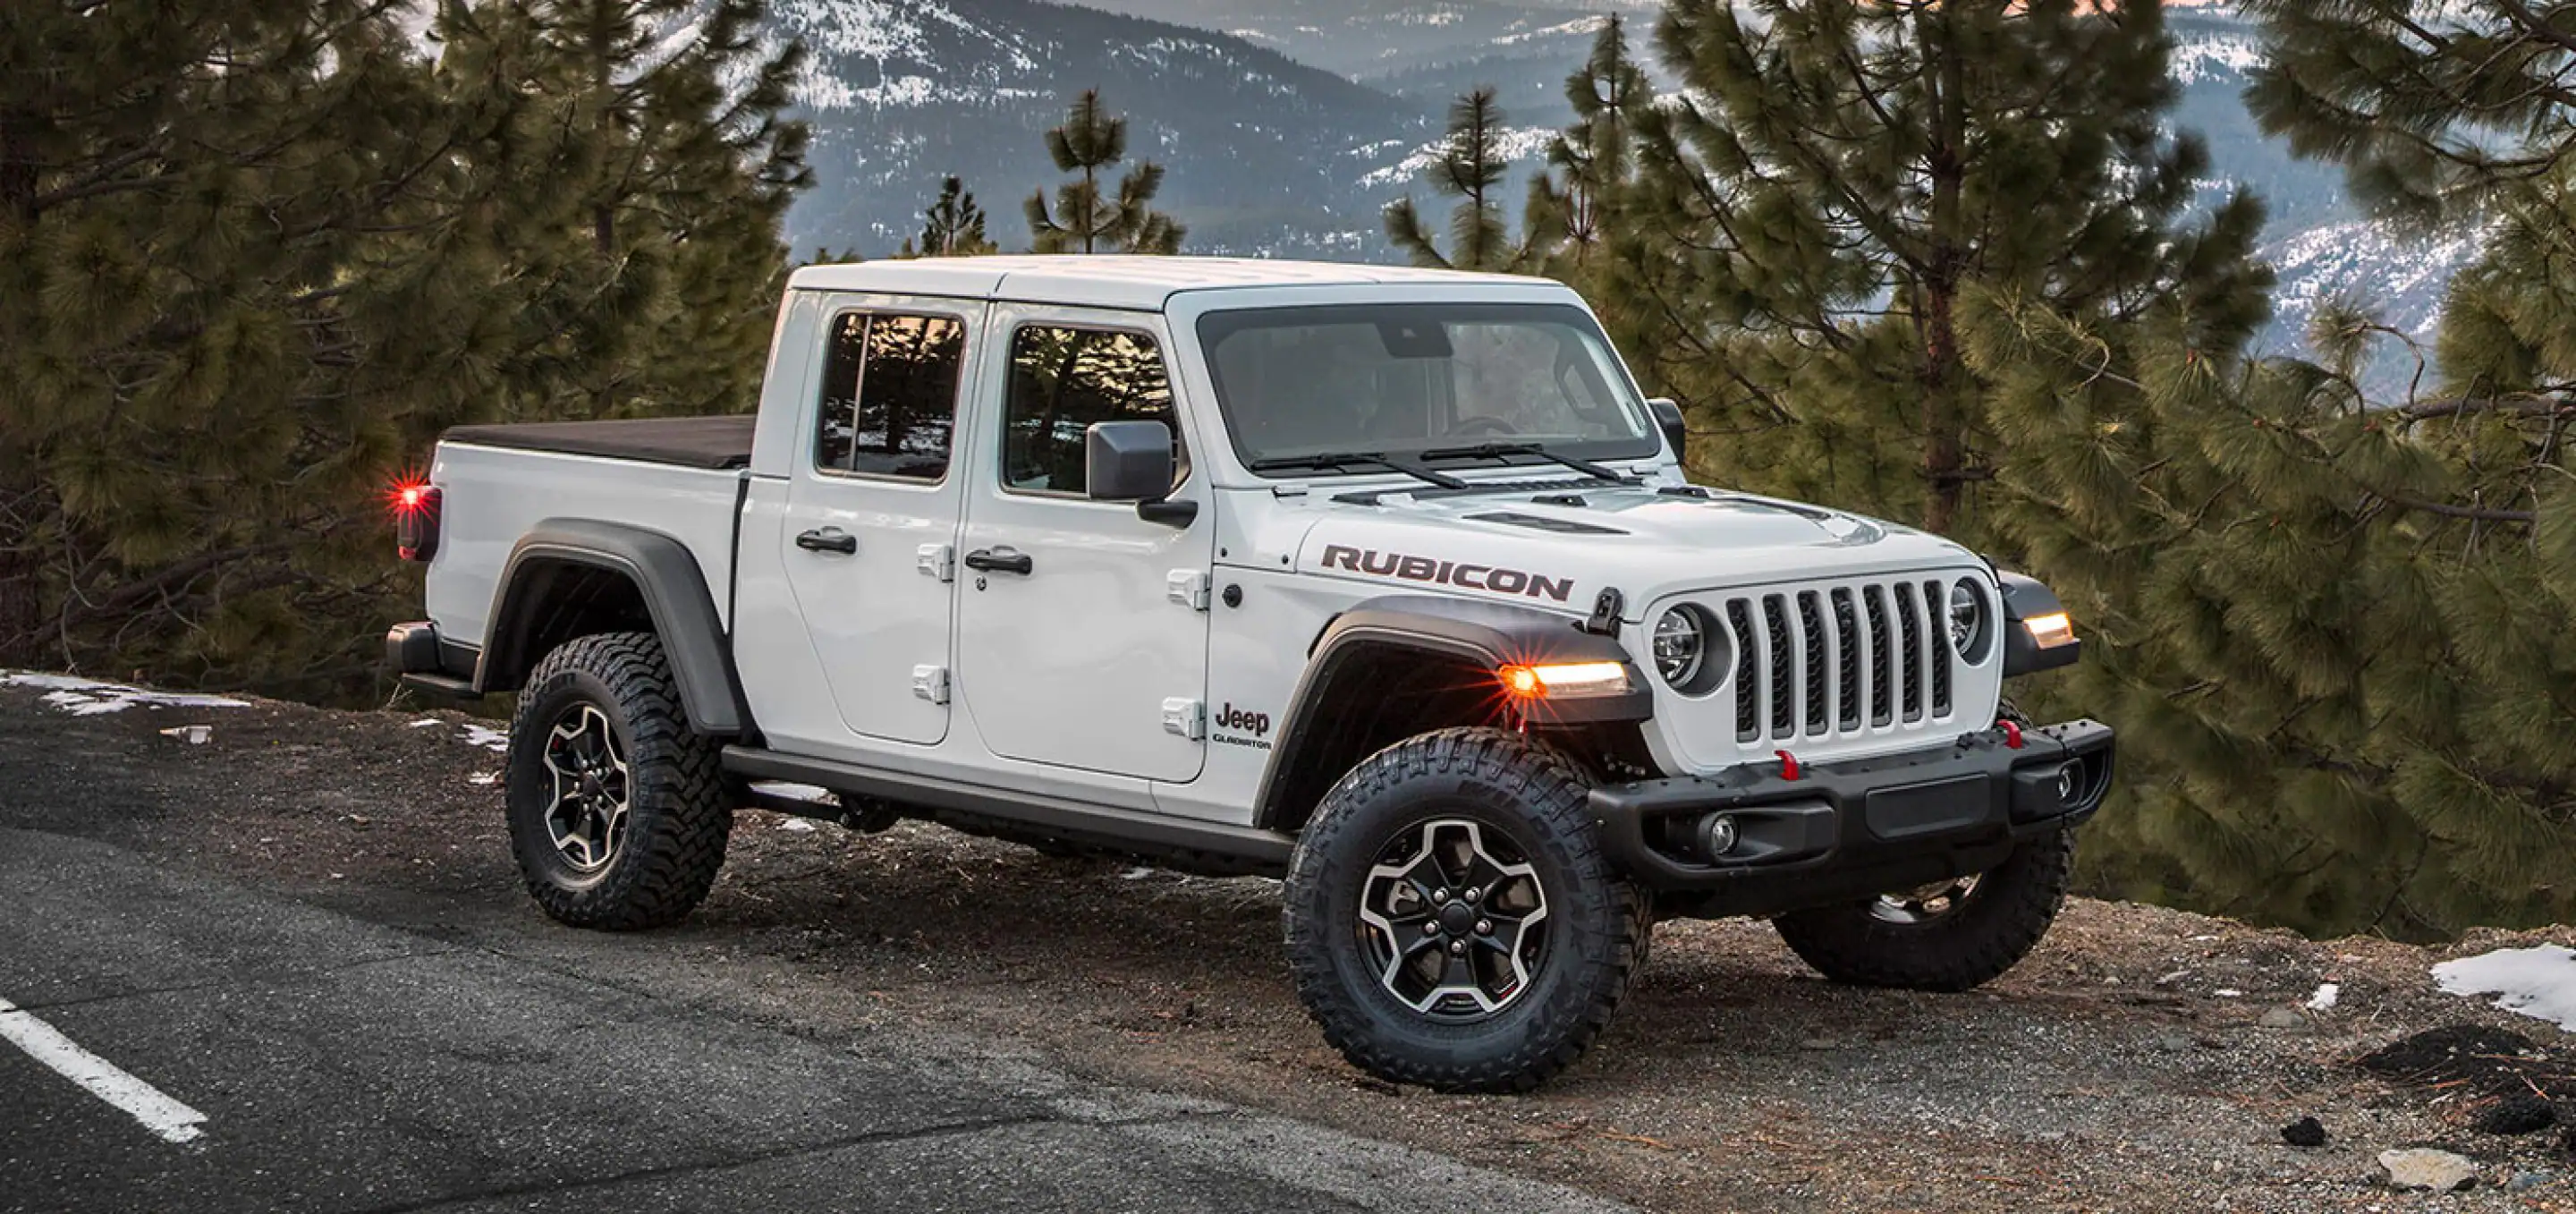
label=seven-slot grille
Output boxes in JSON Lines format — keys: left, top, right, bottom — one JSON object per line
{"left": 1723, "top": 579, "right": 1960, "bottom": 744}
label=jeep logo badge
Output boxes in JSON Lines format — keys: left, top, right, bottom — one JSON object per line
{"left": 1214, "top": 702, "right": 1270, "bottom": 737}
{"left": 1319, "top": 545, "right": 1574, "bottom": 604}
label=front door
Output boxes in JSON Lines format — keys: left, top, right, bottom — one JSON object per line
{"left": 954, "top": 310, "right": 1214, "bottom": 783}
{"left": 779, "top": 303, "right": 974, "bottom": 746}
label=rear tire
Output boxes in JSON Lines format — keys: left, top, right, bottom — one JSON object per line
{"left": 1772, "top": 830, "right": 2074, "bottom": 991}
{"left": 504, "top": 632, "right": 730, "bottom": 930}
{"left": 1284, "top": 728, "right": 1649, "bottom": 1092}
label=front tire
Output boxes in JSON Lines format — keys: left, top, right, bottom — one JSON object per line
{"left": 1284, "top": 728, "right": 1649, "bottom": 1092}
{"left": 504, "top": 632, "right": 731, "bottom": 930}
{"left": 1772, "top": 829, "right": 2074, "bottom": 991}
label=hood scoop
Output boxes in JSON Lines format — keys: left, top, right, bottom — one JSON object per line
{"left": 1465, "top": 511, "right": 1627, "bottom": 536}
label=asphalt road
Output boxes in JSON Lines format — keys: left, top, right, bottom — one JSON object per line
{"left": 0, "top": 708, "right": 1623, "bottom": 1213}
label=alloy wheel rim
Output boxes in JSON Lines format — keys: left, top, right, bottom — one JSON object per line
{"left": 1870, "top": 874, "right": 1980, "bottom": 925}
{"left": 1357, "top": 819, "right": 1551, "bottom": 1022}
{"left": 541, "top": 703, "right": 631, "bottom": 872}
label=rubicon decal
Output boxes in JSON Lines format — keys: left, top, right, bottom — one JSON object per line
{"left": 1319, "top": 545, "right": 1574, "bottom": 604}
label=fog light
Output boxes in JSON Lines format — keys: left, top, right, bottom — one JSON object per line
{"left": 1696, "top": 812, "right": 1740, "bottom": 860}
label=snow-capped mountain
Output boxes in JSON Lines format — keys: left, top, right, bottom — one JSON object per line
{"left": 2164, "top": 13, "right": 2482, "bottom": 372}
{"left": 771, "top": 0, "right": 1431, "bottom": 256}
{"left": 776, "top": 2, "right": 2479, "bottom": 385}
{"left": 1074, "top": 0, "right": 1654, "bottom": 80}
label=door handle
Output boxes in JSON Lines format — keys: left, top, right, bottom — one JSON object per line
{"left": 962, "top": 547, "right": 1034, "bottom": 575}
{"left": 795, "top": 528, "right": 857, "bottom": 555}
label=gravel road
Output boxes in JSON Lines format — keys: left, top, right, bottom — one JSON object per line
{"left": 3, "top": 679, "right": 2572, "bottom": 1211}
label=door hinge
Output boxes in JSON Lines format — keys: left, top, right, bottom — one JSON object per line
{"left": 1161, "top": 697, "right": 1205, "bottom": 740}
{"left": 1165, "top": 569, "right": 1210, "bottom": 611}
{"left": 916, "top": 543, "right": 955, "bottom": 583}
{"left": 911, "top": 665, "right": 951, "bottom": 705}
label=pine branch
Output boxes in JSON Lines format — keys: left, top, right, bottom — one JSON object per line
{"left": 2375, "top": 495, "right": 2538, "bottom": 523}
{"left": 2398, "top": 393, "right": 2576, "bottom": 421}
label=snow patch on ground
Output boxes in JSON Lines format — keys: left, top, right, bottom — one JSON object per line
{"left": 750, "top": 781, "right": 836, "bottom": 805}
{"left": 408, "top": 714, "right": 508, "bottom": 754}
{"left": 2306, "top": 982, "right": 2341, "bottom": 1011}
{"left": 0, "top": 672, "right": 249, "bottom": 717}
{"left": 2433, "top": 945, "right": 2576, "bottom": 1031}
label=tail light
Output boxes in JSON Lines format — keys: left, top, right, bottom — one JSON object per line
{"left": 393, "top": 483, "right": 442, "bottom": 562}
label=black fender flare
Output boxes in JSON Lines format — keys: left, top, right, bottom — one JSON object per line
{"left": 1997, "top": 571, "right": 2081, "bottom": 677}
{"left": 480, "top": 519, "right": 747, "bottom": 735}
{"left": 1251, "top": 594, "right": 1648, "bottom": 830}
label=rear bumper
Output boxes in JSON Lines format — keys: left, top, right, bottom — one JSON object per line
{"left": 386, "top": 621, "right": 481, "bottom": 698}
{"left": 1589, "top": 719, "right": 2114, "bottom": 915}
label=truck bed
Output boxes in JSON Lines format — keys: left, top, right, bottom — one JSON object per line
{"left": 442, "top": 416, "right": 756, "bottom": 471}
{"left": 426, "top": 427, "right": 750, "bottom": 651}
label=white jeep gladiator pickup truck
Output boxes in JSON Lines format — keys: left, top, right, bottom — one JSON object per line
{"left": 388, "top": 256, "right": 2110, "bottom": 1091}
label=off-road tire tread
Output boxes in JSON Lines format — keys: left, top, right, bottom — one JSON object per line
{"left": 1772, "top": 829, "right": 2074, "bottom": 992}
{"left": 507, "top": 631, "right": 729, "bottom": 930}
{"left": 1284, "top": 727, "right": 1648, "bottom": 1093}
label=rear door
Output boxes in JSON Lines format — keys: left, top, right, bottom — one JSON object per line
{"left": 777, "top": 302, "right": 975, "bottom": 745}
{"left": 953, "top": 308, "right": 1214, "bottom": 783}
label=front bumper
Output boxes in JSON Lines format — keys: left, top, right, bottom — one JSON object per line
{"left": 1589, "top": 719, "right": 2114, "bottom": 915}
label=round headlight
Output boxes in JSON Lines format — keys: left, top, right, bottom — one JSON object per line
{"left": 1948, "top": 580, "right": 1988, "bottom": 658}
{"left": 1651, "top": 607, "right": 1707, "bottom": 687}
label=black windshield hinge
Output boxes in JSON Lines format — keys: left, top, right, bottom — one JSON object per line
{"left": 1583, "top": 588, "right": 1624, "bottom": 638}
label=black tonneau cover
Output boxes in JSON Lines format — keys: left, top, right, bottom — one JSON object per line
{"left": 443, "top": 416, "right": 756, "bottom": 471}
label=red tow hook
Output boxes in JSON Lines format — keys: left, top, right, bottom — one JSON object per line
{"left": 1775, "top": 750, "right": 1801, "bottom": 781}
{"left": 2000, "top": 720, "right": 2025, "bottom": 750}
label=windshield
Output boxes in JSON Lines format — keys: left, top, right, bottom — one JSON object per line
{"left": 1196, "top": 302, "right": 1659, "bottom": 473}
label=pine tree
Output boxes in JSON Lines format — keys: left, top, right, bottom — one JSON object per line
{"left": 2242, "top": 0, "right": 2576, "bottom": 227}
{"left": 901, "top": 176, "right": 996, "bottom": 258}
{"left": 454, "top": 0, "right": 810, "bottom": 422}
{"left": 1533, "top": 17, "right": 1652, "bottom": 284}
{"left": 1025, "top": 89, "right": 1183, "bottom": 255}
{"left": 1384, "top": 87, "right": 1555, "bottom": 273}
{"left": 0, "top": 0, "right": 808, "bottom": 701}
{"left": 1603, "top": 0, "right": 2271, "bottom": 538}
{"left": 2114, "top": 0, "right": 2576, "bottom": 933}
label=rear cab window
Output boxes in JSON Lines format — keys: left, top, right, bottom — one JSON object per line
{"left": 815, "top": 311, "right": 968, "bottom": 482}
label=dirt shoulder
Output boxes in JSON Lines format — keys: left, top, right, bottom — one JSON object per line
{"left": 4, "top": 678, "right": 2572, "bottom": 1212}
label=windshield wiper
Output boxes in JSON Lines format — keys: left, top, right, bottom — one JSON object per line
{"left": 1248, "top": 451, "right": 1468, "bottom": 489}
{"left": 1416, "top": 441, "right": 1632, "bottom": 484}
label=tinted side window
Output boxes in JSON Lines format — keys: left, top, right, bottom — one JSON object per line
{"left": 816, "top": 312, "right": 965, "bottom": 481}
{"left": 1003, "top": 327, "right": 1187, "bottom": 496}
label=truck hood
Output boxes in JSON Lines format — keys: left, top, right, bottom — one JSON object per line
{"left": 1284, "top": 479, "right": 1982, "bottom": 619}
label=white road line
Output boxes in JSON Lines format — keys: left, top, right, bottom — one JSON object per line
{"left": 0, "top": 996, "right": 207, "bottom": 1145}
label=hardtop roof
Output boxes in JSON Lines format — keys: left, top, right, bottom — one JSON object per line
{"left": 784, "top": 255, "right": 1561, "bottom": 311}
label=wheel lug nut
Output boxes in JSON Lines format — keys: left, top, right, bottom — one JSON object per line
{"left": 1422, "top": 921, "right": 1439, "bottom": 936}
{"left": 1432, "top": 889, "right": 1449, "bottom": 903}
{"left": 1475, "top": 919, "right": 1492, "bottom": 935}
{"left": 1463, "top": 887, "right": 1480, "bottom": 903}
{"left": 1448, "top": 939, "right": 1467, "bottom": 955}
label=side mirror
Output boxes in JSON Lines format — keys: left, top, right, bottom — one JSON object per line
{"left": 1648, "top": 397, "right": 1687, "bottom": 460}
{"left": 1084, "top": 420, "right": 1196, "bottom": 527}
{"left": 1085, "top": 420, "right": 1174, "bottom": 501}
